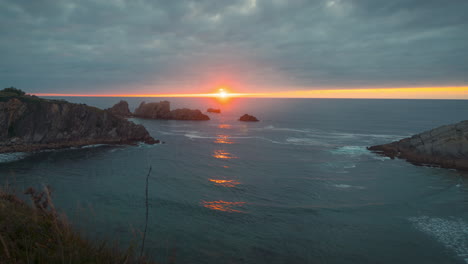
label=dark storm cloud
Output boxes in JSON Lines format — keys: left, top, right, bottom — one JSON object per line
{"left": 1, "top": 0, "right": 467, "bottom": 93}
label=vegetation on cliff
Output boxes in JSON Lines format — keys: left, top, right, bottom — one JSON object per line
{"left": 0, "top": 186, "right": 155, "bottom": 264}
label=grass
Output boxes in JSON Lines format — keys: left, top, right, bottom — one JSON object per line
{"left": 0, "top": 186, "right": 156, "bottom": 264}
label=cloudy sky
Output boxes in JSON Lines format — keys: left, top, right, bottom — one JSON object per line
{"left": 1, "top": 0, "right": 467, "bottom": 95}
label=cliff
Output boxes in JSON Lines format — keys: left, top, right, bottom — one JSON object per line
{"left": 368, "top": 120, "right": 468, "bottom": 170}
{"left": 134, "top": 101, "right": 209, "bottom": 120}
{"left": 0, "top": 94, "right": 157, "bottom": 153}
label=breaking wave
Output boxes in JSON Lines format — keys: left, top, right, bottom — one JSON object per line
{"left": 409, "top": 216, "right": 468, "bottom": 263}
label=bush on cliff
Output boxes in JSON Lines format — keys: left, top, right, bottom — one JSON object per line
{"left": 0, "top": 186, "right": 155, "bottom": 264}
{"left": 0, "top": 87, "right": 26, "bottom": 97}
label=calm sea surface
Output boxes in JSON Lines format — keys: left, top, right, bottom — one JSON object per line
{"left": 2, "top": 98, "right": 468, "bottom": 263}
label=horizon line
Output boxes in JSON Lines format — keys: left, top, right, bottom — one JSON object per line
{"left": 32, "top": 86, "right": 468, "bottom": 100}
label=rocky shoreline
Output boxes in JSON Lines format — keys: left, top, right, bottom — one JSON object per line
{"left": 368, "top": 120, "right": 468, "bottom": 170}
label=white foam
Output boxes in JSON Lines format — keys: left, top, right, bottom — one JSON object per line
{"left": 333, "top": 184, "right": 365, "bottom": 189}
{"left": 253, "top": 125, "right": 311, "bottom": 133}
{"left": 0, "top": 152, "right": 29, "bottom": 163}
{"left": 331, "top": 146, "right": 390, "bottom": 161}
{"left": 409, "top": 216, "right": 468, "bottom": 263}
{"left": 286, "top": 137, "right": 331, "bottom": 146}
{"left": 81, "top": 144, "right": 108, "bottom": 149}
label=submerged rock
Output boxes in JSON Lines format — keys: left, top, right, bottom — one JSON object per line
{"left": 0, "top": 94, "right": 158, "bottom": 153}
{"left": 368, "top": 120, "right": 468, "bottom": 170}
{"left": 134, "top": 101, "right": 209, "bottom": 120}
{"left": 207, "top": 108, "right": 221, "bottom": 113}
{"left": 239, "top": 114, "right": 259, "bottom": 122}
{"left": 105, "top": 100, "right": 132, "bottom": 117}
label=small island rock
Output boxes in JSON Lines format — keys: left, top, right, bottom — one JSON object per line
{"left": 368, "top": 120, "right": 468, "bottom": 170}
{"left": 239, "top": 114, "right": 259, "bottom": 122}
{"left": 207, "top": 108, "right": 221, "bottom": 113}
{"left": 134, "top": 101, "right": 209, "bottom": 120}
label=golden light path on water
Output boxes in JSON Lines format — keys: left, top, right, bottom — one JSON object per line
{"left": 201, "top": 201, "right": 246, "bottom": 213}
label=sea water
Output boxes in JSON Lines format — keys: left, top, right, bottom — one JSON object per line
{"left": 1, "top": 98, "right": 468, "bottom": 263}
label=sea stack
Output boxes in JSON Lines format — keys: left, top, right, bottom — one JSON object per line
{"left": 134, "top": 101, "right": 210, "bottom": 120}
{"left": 368, "top": 120, "right": 468, "bottom": 170}
{"left": 239, "top": 114, "right": 259, "bottom": 122}
{"left": 0, "top": 89, "right": 158, "bottom": 153}
{"left": 106, "top": 100, "right": 132, "bottom": 117}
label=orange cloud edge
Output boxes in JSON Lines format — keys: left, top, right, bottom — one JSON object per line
{"left": 33, "top": 86, "right": 468, "bottom": 99}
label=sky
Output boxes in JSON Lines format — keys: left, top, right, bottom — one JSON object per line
{"left": 1, "top": 0, "right": 468, "bottom": 98}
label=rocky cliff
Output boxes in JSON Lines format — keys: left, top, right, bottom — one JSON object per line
{"left": 0, "top": 95, "right": 157, "bottom": 153}
{"left": 105, "top": 100, "right": 132, "bottom": 117}
{"left": 133, "top": 101, "right": 209, "bottom": 120}
{"left": 368, "top": 120, "right": 468, "bottom": 170}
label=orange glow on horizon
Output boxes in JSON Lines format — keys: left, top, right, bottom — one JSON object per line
{"left": 33, "top": 86, "right": 468, "bottom": 99}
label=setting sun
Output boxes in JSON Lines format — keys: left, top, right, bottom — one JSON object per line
{"left": 218, "top": 88, "right": 228, "bottom": 98}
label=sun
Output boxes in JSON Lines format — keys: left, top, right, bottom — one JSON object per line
{"left": 218, "top": 88, "right": 228, "bottom": 98}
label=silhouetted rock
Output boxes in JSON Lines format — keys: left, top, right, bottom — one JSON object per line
{"left": 207, "top": 108, "right": 221, "bottom": 113}
{"left": 134, "top": 101, "right": 209, "bottom": 120}
{"left": 368, "top": 120, "right": 468, "bottom": 170}
{"left": 170, "top": 108, "right": 210, "bottom": 120}
{"left": 239, "top": 114, "right": 259, "bottom": 122}
{"left": 0, "top": 95, "right": 158, "bottom": 153}
{"left": 134, "top": 101, "right": 171, "bottom": 119}
{"left": 106, "top": 100, "right": 132, "bottom": 117}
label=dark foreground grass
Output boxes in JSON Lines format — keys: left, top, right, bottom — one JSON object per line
{"left": 0, "top": 187, "right": 156, "bottom": 264}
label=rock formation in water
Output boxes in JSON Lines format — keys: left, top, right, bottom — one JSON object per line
{"left": 105, "top": 100, "right": 132, "bottom": 117}
{"left": 239, "top": 114, "right": 259, "bottom": 122}
{"left": 368, "top": 120, "right": 468, "bottom": 170}
{"left": 133, "top": 101, "right": 210, "bottom": 120}
{"left": 0, "top": 89, "right": 157, "bottom": 153}
{"left": 207, "top": 108, "right": 221, "bottom": 113}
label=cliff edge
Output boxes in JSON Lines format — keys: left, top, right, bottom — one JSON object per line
{"left": 0, "top": 89, "right": 157, "bottom": 153}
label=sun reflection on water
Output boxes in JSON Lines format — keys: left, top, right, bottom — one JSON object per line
{"left": 214, "top": 134, "right": 234, "bottom": 144}
{"left": 201, "top": 200, "right": 246, "bottom": 213}
{"left": 209, "top": 179, "right": 240, "bottom": 187}
{"left": 218, "top": 124, "right": 232, "bottom": 129}
{"left": 212, "top": 150, "right": 237, "bottom": 159}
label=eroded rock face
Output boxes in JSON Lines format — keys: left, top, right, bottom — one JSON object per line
{"left": 0, "top": 97, "right": 157, "bottom": 153}
{"left": 133, "top": 101, "right": 209, "bottom": 120}
{"left": 106, "top": 100, "right": 132, "bottom": 117}
{"left": 368, "top": 120, "right": 468, "bottom": 170}
{"left": 239, "top": 114, "right": 259, "bottom": 122}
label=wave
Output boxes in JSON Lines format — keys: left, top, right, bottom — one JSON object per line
{"left": 253, "top": 125, "right": 311, "bottom": 133}
{"left": 286, "top": 137, "right": 331, "bottom": 147}
{"left": 409, "top": 216, "right": 468, "bottom": 263}
{"left": 0, "top": 152, "right": 29, "bottom": 163}
{"left": 330, "top": 146, "right": 390, "bottom": 161}
{"left": 332, "top": 184, "right": 366, "bottom": 189}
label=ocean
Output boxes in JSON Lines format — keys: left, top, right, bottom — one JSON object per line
{"left": 1, "top": 98, "right": 468, "bottom": 263}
